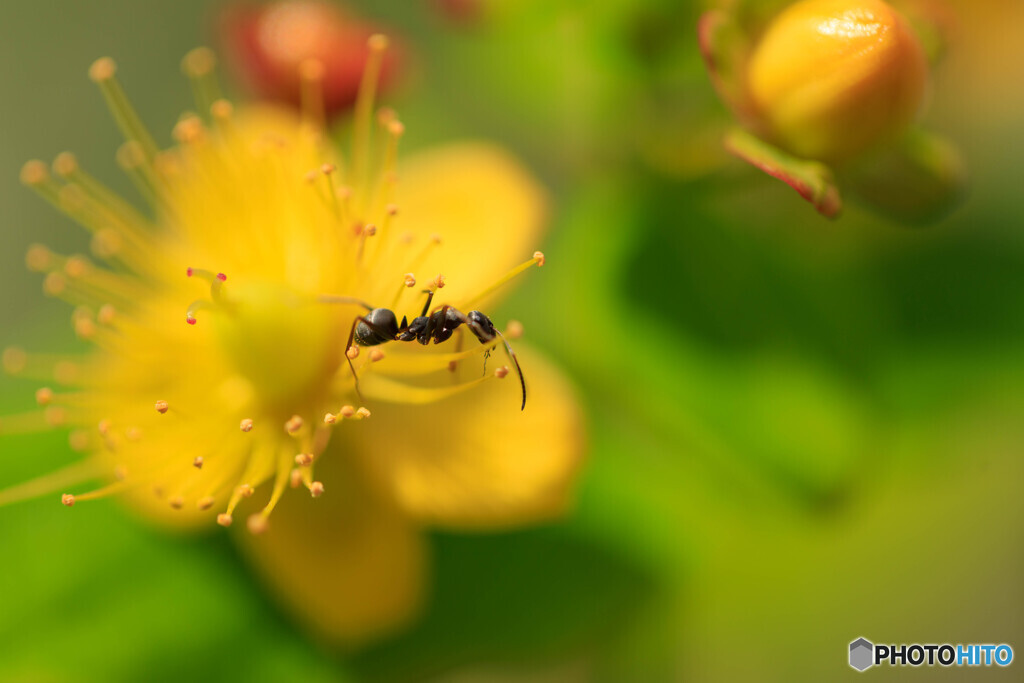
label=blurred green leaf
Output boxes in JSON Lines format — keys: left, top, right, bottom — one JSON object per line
{"left": 352, "top": 526, "right": 661, "bottom": 682}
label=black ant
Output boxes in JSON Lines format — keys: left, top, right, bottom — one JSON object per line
{"left": 323, "top": 290, "right": 527, "bottom": 410}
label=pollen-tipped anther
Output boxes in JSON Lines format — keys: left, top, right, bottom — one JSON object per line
{"left": 290, "top": 469, "right": 303, "bottom": 489}
{"left": 404, "top": 273, "right": 416, "bottom": 287}
{"left": 240, "top": 418, "right": 254, "bottom": 432}
{"left": 346, "top": 346, "right": 360, "bottom": 360}
{"left": 238, "top": 484, "right": 255, "bottom": 498}
{"left": 369, "top": 349, "right": 385, "bottom": 362}
{"left": 323, "top": 413, "right": 337, "bottom": 424}
{"left": 505, "top": 320, "right": 524, "bottom": 339}
{"left": 339, "top": 405, "right": 356, "bottom": 418}
{"left": 193, "top": 456, "right": 204, "bottom": 469}
{"left": 295, "top": 453, "right": 314, "bottom": 467}
{"left": 356, "top": 407, "right": 371, "bottom": 419}
{"left": 52, "top": 152, "right": 78, "bottom": 177}
{"left": 43, "top": 273, "right": 66, "bottom": 296}
{"left": 495, "top": 366, "right": 510, "bottom": 379}
{"left": 25, "top": 245, "right": 52, "bottom": 272}
{"left": 88, "top": 57, "right": 117, "bottom": 83}
{"left": 35, "top": 387, "right": 54, "bottom": 406}
{"left": 299, "top": 58, "right": 325, "bottom": 82}
{"left": 284, "top": 415, "right": 303, "bottom": 434}
{"left": 20, "top": 160, "right": 49, "bottom": 187}
{"left": 181, "top": 47, "right": 216, "bottom": 78}
{"left": 217, "top": 513, "right": 233, "bottom": 527}
{"left": 154, "top": 400, "right": 169, "bottom": 414}
{"left": 197, "top": 496, "right": 215, "bottom": 511}
{"left": 97, "top": 304, "right": 116, "bottom": 325}
{"left": 533, "top": 251, "right": 546, "bottom": 266}
{"left": 61, "top": 493, "right": 75, "bottom": 507}
{"left": 211, "top": 99, "right": 233, "bottom": 121}
{"left": 247, "top": 514, "right": 269, "bottom": 535}
{"left": 173, "top": 116, "right": 205, "bottom": 144}
{"left": 433, "top": 274, "right": 446, "bottom": 289}
{"left": 169, "top": 496, "right": 184, "bottom": 510}
{"left": 310, "top": 481, "right": 325, "bottom": 498}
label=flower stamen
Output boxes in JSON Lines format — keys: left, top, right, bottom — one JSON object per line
{"left": 460, "top": 251, "right": 545, "bottom": 310}
{"left": 299, "top": 58, "right": 326, "bottom": 132}
{"left": 246, "top": 450, "right": 293, "bottom": 534}
{"left": 352, "top": 34, "right": 390, "bottom": 202}
{"left": 181, "top": 47, "right": 223, "bottom": 124}
{"left": 89, "top": 58, "right": 161, "bottom": 178}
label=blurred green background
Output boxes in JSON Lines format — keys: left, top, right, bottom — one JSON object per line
{"left": 1, "top": 0, "right": 1022, "bottom": 680}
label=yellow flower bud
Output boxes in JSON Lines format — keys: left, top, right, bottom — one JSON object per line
{"left": 746, "top": 0, "right": 928, "bottom": 163}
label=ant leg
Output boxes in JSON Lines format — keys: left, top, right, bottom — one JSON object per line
{"left": 344, "top": 317, "right": 366, "bottom": 404}
{"left": 443, "top": 308, "right": 527, "bottom": 410}
{"left": 419, "top": 290, "right": 435, "bottom": 317}
{"left": 448, "top": 327, "right": 465, "bottom": 375}
{"left": 343, "top": 316, "right": 400, "bottom": 403}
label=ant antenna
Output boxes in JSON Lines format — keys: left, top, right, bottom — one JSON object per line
{"left": 495, "top": 328, "right": 526, "bottom": 411}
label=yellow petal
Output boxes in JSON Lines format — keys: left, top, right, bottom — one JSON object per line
{"left": 352, "top": 343, "right": 585, "bottom": 530}
{"left": 234, "top": 451, "right": 427, "bottom": 646}
{"left": 395, "top": 143, "right": 548, "bottom": 305}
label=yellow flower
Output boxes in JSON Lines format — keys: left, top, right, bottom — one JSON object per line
{"left": 745, "top": 0, "right": 928, "bottom": 163}
{"left": 1, "top": 39, "right": 584, "bottom": 644}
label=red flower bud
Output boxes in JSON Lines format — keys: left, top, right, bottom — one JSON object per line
{"left": 220, "top": 1, "right": 402, "bottom": 119}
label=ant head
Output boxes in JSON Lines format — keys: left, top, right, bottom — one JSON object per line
{"left": 466, "top": 310, "right": 496, "bottom": 341}
{"left": 355, "top": 308, "right": 398, "bottom": 345}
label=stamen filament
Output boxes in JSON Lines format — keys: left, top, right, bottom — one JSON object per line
{"left": 116, "top": 141, "right": 161, "bottom": 208}
{"left": 52, "top": 152, "right": 156, "bottom": 251}
{"left": 181, "top": 47, "right": 223, "bottom": 119}
{"left": 367, "top": 342, "right": 495, "bottom": 377}
{"left": 89, "top": 58, "right": 161, "bottom": 169}
{"left": 351, "top": 35, "right": 389, "bottom": 205}
{"left": 74, "top": 479, "right": 131, "bottom": 502}
{"left": 358, "top": 373, "right": 493, "bottom": 405}
{"left": 3, "top": 349, "right": 84, "bottom": 386}
{"left": 0, "top": 460, "right": 98, "bottom": 507}
{"left": 299, "top": 59, "right": 326, "bottom": 132}
{"left": 252, "top": 450, "right": 293, "bottom": 526}
{"left": 461, "top": 252, "right": 545, "bottom": 310}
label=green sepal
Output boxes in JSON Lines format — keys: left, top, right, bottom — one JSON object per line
{"left": 724, "top": 127, "right": 842, "bottom": 218}
{"left": 697, "top": 10, "right": 753, "bottom": 123}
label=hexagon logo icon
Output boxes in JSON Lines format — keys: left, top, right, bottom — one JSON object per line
{"left": 850, "top": 638, "right": 874, "bottom": 671}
